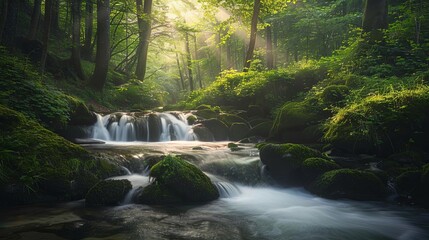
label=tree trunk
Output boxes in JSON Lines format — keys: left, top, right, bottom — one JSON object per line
{"left": 27, "top": 0, "right": 41, "bottom": 40}
{"left": 185, "top": 32, "right": 194, "bottom": 92}
{"left": 193, "top": 34, "right": 202, "bottom": 89}
{"left": 135, "top": 0, "right": 153, "bottom": 80}
{"left": 266, "top": 24, "right": 274, "bottom": 70}
{"left": 83, "top": 0, "right": 94, "bottom": 59}
{"left": 0, "top": 0, "right": 10, "bottom": 43}
{"left": 2, "top": 0, "right": 18, "bottom": 46}
{"left": 90, "top": 0, "right": 110, "bottom": 90}
{"left": 272, "top": 22, "right": 278, "bottom": 68}
{"left": 40, "top": 0, "right": 53, "bottom": 75}
{"left": 51, "top": 0, "right": 60, "bottom": 33}
{"left": 71, "top": 0, "right": 85, "bottom": 80}
{"left": 243, "top": 0, "right": 261, "bottom": 71}
{"left": 362, "top": 0, "right": 388, "bottom": 41}
{"left": 217, "top": 31, "right": 222, "bottom": 73}
{"left": 175, "top": 47, "right": 185, "bottom": 91}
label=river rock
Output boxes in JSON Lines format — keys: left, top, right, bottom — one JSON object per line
{"left": 200, "top": 119, "right": 229, "bottom": 141}
{"left": 258, "top": 143, "right": 326, "bottom": 186}
{"left": 85, "top": 179, "right": 132, "bottom": 206}
{"left": 310, "top": 169, "right": 387, "bottom": 200}
{"left": 137, "top": 155, "right": 219, "bottom": 204}
{"left": 192, "top": 125, "right": 215, "bottom": 142}
{"left": 229, "top": 123, "right": 250, "bottom": 141}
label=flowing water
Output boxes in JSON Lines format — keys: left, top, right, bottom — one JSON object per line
{"left": 1, "top": 141, "right": 429, "bottom": 240}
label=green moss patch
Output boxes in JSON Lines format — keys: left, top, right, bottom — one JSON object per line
{"left": 139, "top": 155, "right": 219, "bottom": 204}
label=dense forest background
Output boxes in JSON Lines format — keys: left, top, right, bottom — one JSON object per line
{"left": 1, "top": 0, "right": 429, "bottom": 206}
{"left": 1, "top": 0, "right": 429, "bottom": 150}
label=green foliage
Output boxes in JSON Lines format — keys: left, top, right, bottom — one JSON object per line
{"left": 0, "top": 47, "right": 71, "bottom": 129}
{"left": 320, "top": 85, "right": 349, "bottom": 105}
{"left": 109, "top": 79, "right": 166, "bottom": 110}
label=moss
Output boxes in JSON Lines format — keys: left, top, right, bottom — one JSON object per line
{"left": 148, "top": 155, "right": 219, "bottom": 203}
{"left": 258, "top": 143, "right": 326, "bottom": 186}
{"left": 324, "top": 86, "right": 429, "bottom": 155}
{"left": 229, "top": 123, "right": 250, "bottom": 141}
{"left": 66, "top": 96, "right": 96, "bottom": 126}
{"left": 311, "top": 169, "right": 387, "bottom": 200}
{"left": 195, "top": 109, "right": 218, "bottom": 119}
{"left": 186, "top": 115, "right": 197, "bottom": 125}
{"left": 85, "top": 179, "right": 132, "bottom": 206}
{"left": 227, "top": 143, "right": 238, "bottom": 148}
{"left": 137, "top": 184, "right": 182, "bottom": 204}
{"left": 302, "top": 158, "right": 340, "bottom": 183}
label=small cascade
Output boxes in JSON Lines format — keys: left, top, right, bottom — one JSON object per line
{"left": 214, "top": 181, "right": 241, "bottom": 198}
{"left": 207, "top": 173, "right": 241, "bottom": 198}
{"left": 120, "top": 166, "right": 132, "bottom": 175}
{"left": 109, "top": 174, "right": 151, "bottom": 205}
{"left": 90, "top": 112, "right": 198, "bottom": 142}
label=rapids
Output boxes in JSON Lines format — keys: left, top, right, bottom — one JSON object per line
{"left": 1, "top": 141, "right": 428, "bottom": 240}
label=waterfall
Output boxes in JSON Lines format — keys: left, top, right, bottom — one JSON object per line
{"left": 90, "top": 112, "right": 198, "bottom": 142}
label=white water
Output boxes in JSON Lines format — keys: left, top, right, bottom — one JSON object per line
{"left": 90, "top": 112, "right": 197, "bottom": 142}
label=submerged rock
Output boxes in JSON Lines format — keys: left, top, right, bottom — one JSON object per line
{"left": 86, "top": 179, "right": 132, "bottom": 206}
{"left": 137, "top": 155, "right": 219, "bottom": 204}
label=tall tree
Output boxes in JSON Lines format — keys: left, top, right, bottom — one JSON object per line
{"left": 51, "top": 0, "right": 60, "bottom": 33}
{"left": 40, "top": 0, "right": 53, "bottom": 75}
{"left": 83, "top": 0, "right": 94, "bottom": 59}
{"left": 185, "top": 32, "right": 194, "bottom": 91}
{"left": 90, "top": 0, "right": 110, "bottom": 90}
{"left": 2, "top": 0, "right": 18, "bottom": 45}
{"left": 135, "top": 0, "right": 153, "bottom": 80}
{"left": 27, "top": 0, "right": 41, "bottom": 40}
{"left": 243, "top": 0, "right": 261, "bottom": 71}
{"left": 265, "top": 24, "right": 274, "bottom": 69}
{"left": 0, "top": 0, "right": 10, "bottom": 43}
{"left": 362, "top": 0, "right": 388, "bottom": 41}
{"left": 70, "top": 0, "right": 85, "bottom": 80}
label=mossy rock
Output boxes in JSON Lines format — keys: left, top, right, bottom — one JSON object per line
{"left": 321, "top": 85, "right": 349, "bottom": 104}
{"left": 396, "top": 170, "right": 422, "bottom": 198}
{"left": 73, "top": 171, "right": 101, "bottom": 199}
{"left": 192, "top": 125, "right": 215, "bottom": 142}
{"left": 187, "top": 115, "right": 197, "bottom": 125}
{"left": 324, "top": 87, "right": 429, "bottom": 156}
{"left": 302, "top": 158, "right": 340, "bottom": 184}
{"left": 195, "top": 109, "right": 218, "bottom": 119}
{"left": 258, "top": 143, "right": 326, "bottom": 186}
{"left": 67, "top": 97, "right": 96, "bottom": 126}
{"left": 195, "top": 104, "right": 212, "bottom": 110}
{"left": 310, "top": 169, "right": 387, "bottom": 200}
{"left": 218, "top": 113, "right": 248, "bottom": 127}
{"left": 137, "top": 184, "right": 182, "bottom": 204}
{"left": 229, "top": 123, "right": 250, "bottom": 141}
{"left": 270, "top": 101, "right": 324, "bottom": 141}
{"left": 248, "top": 121, "right": 272, "bottom": 138}
{"left": 201, "top": 119, "right": 229, "bottom": 141}
{"left": 144, "top": 155, "right": 219, "bottom": 203}
{"left": 0, "top": 105, "right": 96, "bottom": 205}
{"left": 85, "top": 179, "right": 132, "bottom": 206}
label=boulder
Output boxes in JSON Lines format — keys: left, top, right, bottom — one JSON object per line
{"left": 85, "top": 179, "right": 132, "bottom": 206}
{"left": 258, "top": 143, "right": 326, "bottom": 186}
{"left": 229, "top": 123, "right": 250, "bottom": 141}
{"left": 192, "top": 125, "right": 215, "bottom": 142}
{"left": 137, "top": 155, "right": 219, "bottom": 204}
{"left": 247, "top": 121, "right": 272, "bottom": 138}
{"left": 310, "top": 169, "right": 387, "bottom": 200}
{"left": 200, "top": 119, "right": 229, "bottom": 141}
{"left": 67, "top": 97, "right": 97, "bottom": 126}
{"left": 147, "top": 113, "right": 162, "bottom": 142}
{"left": 302, "top": 158, "right": 340, "bottom": 184}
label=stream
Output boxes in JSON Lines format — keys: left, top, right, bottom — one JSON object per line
{"left": 1, "top": 141, "right": 429, "bottom": 240}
